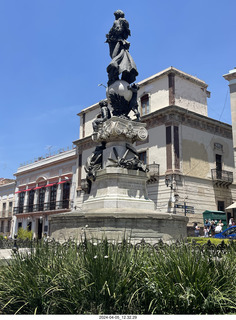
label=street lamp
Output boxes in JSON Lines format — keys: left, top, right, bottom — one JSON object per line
{"left": 12, "top": 234, "right": 18, "bottom": 254}
{"left": 165, "top": 174, "right": 177, "bottom": 191}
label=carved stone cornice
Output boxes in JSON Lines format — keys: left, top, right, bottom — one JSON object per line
{"left": 92, "top": 116, "right": 148, "bottom": 143}
{"left": 141, "top": 105, "right": 232, "bottom": 139}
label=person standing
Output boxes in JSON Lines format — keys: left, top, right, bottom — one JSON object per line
{"left": 194, "top": 223, "right": 200, "bottom": 237}
{"left": 215, "top": 220, "right": 224, "bottom": 234}
{"left": 210, "top": 221, "right": 216, "bottom": 236}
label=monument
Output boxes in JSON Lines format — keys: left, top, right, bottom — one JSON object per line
{"left": 49, "top": 10, "right": 188, "bottom": 243}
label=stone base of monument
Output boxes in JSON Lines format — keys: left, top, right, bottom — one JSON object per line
{"left": 49, "top": 117, "right": 188, "bottom": 243}
{"left": 49, "top": 167, "right": 188, "bottom": 243}
{"left": 49, "top": 209, "right": 188, "bottom": 244}
{"left": 82, "top": 167, "right": 155, "bottom": 211}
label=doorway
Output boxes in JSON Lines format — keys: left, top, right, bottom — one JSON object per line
{"left": 37, "top": 219, "right": 43, "bottom": 239}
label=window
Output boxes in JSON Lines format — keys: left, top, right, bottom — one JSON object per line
{"left": 38, "top": 188, "right": 45, "bottom": 211}
{"left": 2, "top": 203, "right": 6, "bottom": 217}
{"left": 27, "top": 221, "right": 32, "bottom": 231}
{"left": 50, "top": 185, "right": 57, "bottom": 210}
{"left": 140, "top": 94, "right": 149, "bottom": 116}
{"left": 216, "top": 154, "right": 222, "bottom": 179}
{"left": 218, "top": 201, "right": 225, "bottom": 212}
{"left": 9, "top": 202, "right": 13, "bottom": 215}
{"left": 19, "top": 192, "right": 25, "bottom": 213}
{"left": 166, "top": 126, "right": 172, "bottom": 171}
{"left": 0, "top": 221, "right": 4, "bottom": 233}
{"left": 174, "top": 126, "right": 180, "bottom": 170}
{"left": 62, "top": 183, "right": 70, "bottom": 209}
{"left": 28, "top": 190, "right": 35, "bottom": 212}
{"left": 18, "top": 222, "right": 22, "bottom": 230}
{"left": 214, "top": 143, "right": 223, "bottom": 152}
{"left": 139, "top": 151, "right": 147, "bottom": 164}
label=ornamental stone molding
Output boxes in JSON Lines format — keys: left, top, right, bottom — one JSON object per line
{"left": 92, "top": 116, "right": 148, "bottom": 143}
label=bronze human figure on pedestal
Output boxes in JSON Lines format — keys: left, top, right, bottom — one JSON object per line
{"left": 106, "top": 10, "right": 138, "bottom": 87}
{"left": 92, "top": 100, "right": 111, "bottom": 132}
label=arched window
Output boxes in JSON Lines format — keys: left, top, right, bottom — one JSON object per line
{"left": 140, "top": 94, "right": 149, "bottom": 116}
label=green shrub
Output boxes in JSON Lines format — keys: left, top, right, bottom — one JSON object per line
{"left": 0, "top": 239, "right": 236, "bottom": 315}
{"left": 135, "top": 243, "right": 236, "bottom": 314}
{"left": 187, "top": 237, "right": 232, "bottom": 245}
{"left": 17, "top": 227, "right": 33, "bottom": 240}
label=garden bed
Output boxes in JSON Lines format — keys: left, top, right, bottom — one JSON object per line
{"left": 0, "top": 238, "right": 236, "bottom": 315}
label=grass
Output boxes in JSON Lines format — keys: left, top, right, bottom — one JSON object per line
{"left": 0, "top": 238, "right": 236, "bottom": 315}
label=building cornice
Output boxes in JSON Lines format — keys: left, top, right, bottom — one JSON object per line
{"left": 223, "top": 69, "right": 236, "bottom": 82}
{"left": 74, "top": 106, "right": 232, "bottom": 153}
{"left": 0, "top": 181, "right": 16, "bottom": 189}
{"left": 138, "top": 66, "right": 209, "bottom": 89}
{"left": 14, "top": 149, "right": 77, "bottom": 177}
{"left": 73, "top": 135, "right": 97, "bottom": 152}
{"left": 142, "top": 105, "right": 232, "bottom": 139}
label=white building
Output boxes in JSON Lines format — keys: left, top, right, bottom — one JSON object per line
{"left": 73, "top": 67, "right": 236, "bottom": 234}
{"left": 0, "top": 178, "right": 16, "bottom": 237}
{"left": 13, "top": 147, "right": 77, "bottom": 239}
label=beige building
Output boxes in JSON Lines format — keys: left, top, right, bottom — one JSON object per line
{"left": 0, "top": 178, "right": 16, "bottom": 237}
{"left": 13, "top": 147, "right": 77, "bottom": 239}
{"left": 74, "top": 67, "right": 236, "bottom": 233}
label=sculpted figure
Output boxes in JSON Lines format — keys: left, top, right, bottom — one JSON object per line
{"left": 84, "top": 142, "right": 106, "bottom": 193}
{"left": 108, "top": 145, "right": 148, "bottom": 172}
{"left": 106, "top": 10, "right": 138, "bottom": 86}
{"left": 92, "top": 100, "right": 111, "bottom": 132}
{"left": 127, "top": 83, "right": 140, "bottom": 120}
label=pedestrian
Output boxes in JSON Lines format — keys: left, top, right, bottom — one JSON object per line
{"left": 204, "top": 219, "right": 211, "bottom": 232}
{"left": 194, "top": 223, "right": 200, "bottom": 237}
{"left": 203, "top": 225, "right": 209, "bottom": 237}
{"left": 215, "top": 220, "right": 223, "bottom": 234}
{"left": 210, "top": 221, "right": 215, "bottom": 236}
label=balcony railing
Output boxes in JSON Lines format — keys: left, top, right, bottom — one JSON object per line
{"left": 147, "top": 163, "right": 160, "bottom": 183}
{"left": 211, "top": 169, "right": 233, "bottom": 187}
{"left": 13, "top": 200, "right": 70, "bottom": 215}
{"left": 0, "top": 210, "right": 12, "bottom": 218}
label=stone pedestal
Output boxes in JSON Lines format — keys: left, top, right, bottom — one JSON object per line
{"left": 82, "top": 167, "right": 154, "bottom": 212}
{"left": 49, "top": 117, "right": 188, "bottom": 243}
{"left": 49, "top": 210, "right": 189, "bottom": 244}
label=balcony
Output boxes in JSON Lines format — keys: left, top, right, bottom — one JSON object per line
{"left": 13, "top": 200, "right": 71, "bottom": 215}
{"left": 211, "top": 169, "right": 233, "bottom": 187}
{"left": 147, "top": 162, "right": 160, "bottom": 183}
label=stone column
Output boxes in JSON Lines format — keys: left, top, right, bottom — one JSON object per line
{"left": 56, "top": 183, "right": 63, "bottom": 208}
{"left": 44, "top": 185, "right": 50, "bottom": 210}
{"left": 24, "top": 191, "right": 29, "bottom": 213}
{"left": 34, "top": 189, "right": 39, "bottom": 211}
{"left": 223, "top": 68, "right": 236, "bottom": 167}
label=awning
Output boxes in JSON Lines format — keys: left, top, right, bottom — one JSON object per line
{"left": 226, "top": 202, "right": 236, "bottom": 210}
{"left": 58, "top": 180, "right": 69, "bottom": 184}
{"left": 34, "top": 186, "right": 43, "bottom": 190}
{"left": 203, "top": 210, "right": 225, "bottom": 215}
{"left": 45, "top": 183, "right": 56, "bottom": 187}
{"left": 15, "top": 189, "right": 27, "bottom": 193}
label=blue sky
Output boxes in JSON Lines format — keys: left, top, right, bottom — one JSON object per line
{"left": 0, "top": 0, "right": 235, "bottom": 179}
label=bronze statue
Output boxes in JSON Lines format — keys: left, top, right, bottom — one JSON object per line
{"left": 106, "top": 10, "right": 138, "bottom": 86}
{"left": 92, "top": 100, "right": 111, "bottom": 132}
{"left": 84, "top": 142, "right": 106, "bottom": 193}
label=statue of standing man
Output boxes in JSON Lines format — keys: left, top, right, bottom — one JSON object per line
{"left": 106, "top": 10, "right": 138, "bottom": 86}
